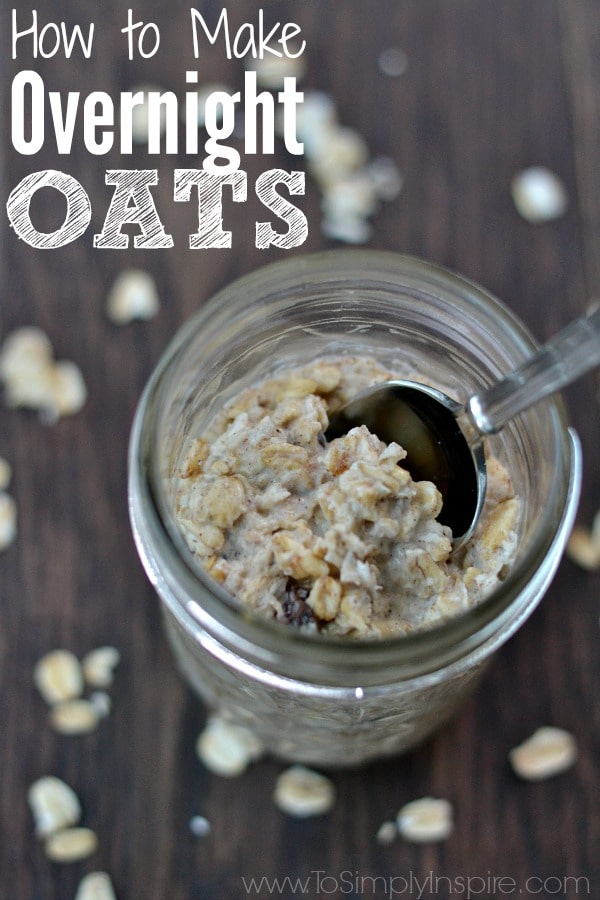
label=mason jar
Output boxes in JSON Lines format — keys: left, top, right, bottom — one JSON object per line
{"left": 128, "top": 251, "right": 581, "bottom": 766}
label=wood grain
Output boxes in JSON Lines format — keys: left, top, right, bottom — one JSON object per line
{"left": 1, "top": 2, "right": 598, "bottom": 898}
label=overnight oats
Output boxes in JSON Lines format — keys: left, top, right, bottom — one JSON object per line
{"left": 129, "top": 251, "right": 580, "bottom": 765}
{"left": 173, "top": 355, "right": 519, "bottom": 639}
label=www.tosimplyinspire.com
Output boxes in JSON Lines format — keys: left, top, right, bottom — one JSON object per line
{"left": 239, "top": 869, "right": 592, "bottom": 898}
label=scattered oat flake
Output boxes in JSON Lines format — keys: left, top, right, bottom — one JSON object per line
{"left": 41, "top": 361, "right": 87, "bottom": 423}
{"left": 308, "top": 126, "right": 370, "bottom": 186}
{"left": 511, "top": 166, "right": 568, "bottom": 223}
{"left": 273, "top": 765, "right": 335, "bottom": 818}
{"left": 195, "top": 715, "right": 263, "bottom": 777}
{"left": 50, "top": 699, "right": 100, "bottom": 735}
{"left": 288, "top": 91, "right": 336, "bottom": 144}
{"left": 189, "top": 815, "right": 211, "bottom": 837}
{"left": 44, "top": 826, "right": 98, "bottom": 863}
{"left": 0, "top": 492, "right": 17, "bottom": 550}
{"left": 293, "top": 87, "right": 399, "bottom": 244}
{"left": 509, "top": 726, "right": 578, "bottom": 781}
{"left": 75, "top": 872, "right": 117, "bottom": 900}
{"left": 566, "top": 512, "right": 600, "bottom": 571}
{"left": 378, "top": 47, "right": 408, "bottom": 77}
{"left": 321, "top": 173, "right": 380, "bottom": 221}
{"left": 0, "top": 326, "right": 86, "bottom": 422}
{"left": 566, "top": 527, "right": 600, "bottom": 570}
{"left": 28, "top": 776, "right": 81, "bottom": 838}
{"left": 106, "top": 270, "right": 160, "bottom": 325}
{"left": 397, "top": 797, "right": 454, "bottom": 843}
{"left": 367, "top": 156, "right": 403, "bottom": 201}
{"left": 0, "top": 456, "right": 12, "bottom": 491}
{"left": 0, "top": 327, "right": 52, "bottom": 382}
{"left": 375, "top": 820, "right": 398, "bottom": 845}
{"left": 89, "top": 690, "right": 112, "bottom": 718}
{"left": 130, "top": 84, "right": 168, "bottom": 143}
{"left": 82, "top": 645, "right": 121, "bottom": 688}
{"left": 34, "top": 649, "right": 84, "bottom": 705}
{"left": 321, "top": 216, "right": 372, "bottom": 245}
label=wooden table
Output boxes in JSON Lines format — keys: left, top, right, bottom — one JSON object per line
{"left": 2, "top": 2, "right": 598, "bottom": 897}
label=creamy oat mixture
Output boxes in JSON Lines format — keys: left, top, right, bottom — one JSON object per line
{"left": 173, "top": 356, "right": 520, "bottom": 637}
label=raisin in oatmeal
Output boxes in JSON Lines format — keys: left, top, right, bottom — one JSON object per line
{"left": 173, "top": 356, "right": 519, "bottom": 638}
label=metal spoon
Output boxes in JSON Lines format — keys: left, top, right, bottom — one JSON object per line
{"left": 326, "top": 305, "right": 600, "bottom": 548}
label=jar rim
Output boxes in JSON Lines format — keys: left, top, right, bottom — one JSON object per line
{"left": 129, "top": 250, "right": 581, "bottom": 684}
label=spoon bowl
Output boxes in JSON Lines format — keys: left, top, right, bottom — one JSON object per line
{"left": 326, "top": 380, "right": 486, "bottom": 548}
{"left": 326, "top": 305, "right": 600, "bottom": 548}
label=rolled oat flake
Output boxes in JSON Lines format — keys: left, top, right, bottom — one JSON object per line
{"left": 27, "top": 775, "right": 81, "bottom": 838}
{"left": 510, "top": 166, "right": 568, "bottom": 222}
{"left": 44, "top": 826, "right": 98, "bottom": 863}
{"left": 396, "top": 797, "right": 454, "bottom": 843}
{"left": 50, "top": 699, "right": 100, "bottom": 735}
{"left": 195, "top": 715, "right": 264, "bottom": 777}
{"left": 375, "top": 820, "right": 398, "bottom": 845}
{"left": 273, "top": 765, "right": 335, "bottom": 818}
{"left": 75, "top": 872, "right": 117, "bottom": 900}
{"left": 0, "top": 456, "right": 11, "bottom": 491}
{"left": 509, "top": 726, "right": 578, "bottom": 780}
{"left": 566, "top": 510, "right": 600, "bottom": 571}
{"left": 0, "top": 491, "right": 17, "bottom": 551}
{"left": 106, "top": 270, "right": 159, "bottom": 325}
{"left": 33, "top": 649, "right": 84, "bottom": 705}
{"left": 82, "top": 645, "right": 121, "bottom": 688}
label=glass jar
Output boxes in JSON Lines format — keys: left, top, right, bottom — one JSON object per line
{"left": 128, "top": 251, "right": 581, "bottom": 766}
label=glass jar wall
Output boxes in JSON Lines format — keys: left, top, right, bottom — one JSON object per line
{"left": 129, "top": 251, "right": 580, "bottom": 766}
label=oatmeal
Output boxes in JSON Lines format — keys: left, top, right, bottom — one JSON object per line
{"left": 173, "top": 356, "right": 519, "bottom": 638}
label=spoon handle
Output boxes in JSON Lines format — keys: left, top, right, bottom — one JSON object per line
{"left": 468, "top": 305, "right": 600, "bottom": 434}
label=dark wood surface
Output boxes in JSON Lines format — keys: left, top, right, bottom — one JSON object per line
{"left": 2, "top": 2, "right": 599, "bottom": 898}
